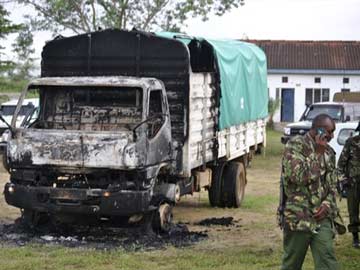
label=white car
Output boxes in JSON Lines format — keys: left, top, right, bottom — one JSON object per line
{"left": 0, "top": 98, "right": 39, "bottom": 149}
{"left": 329, "top": 121, "right": 359, "bottom": 164}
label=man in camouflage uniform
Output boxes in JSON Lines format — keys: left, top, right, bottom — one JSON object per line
{"left": 338, "top": 121, "right": 360, "bottom": 248}
{"left": 280, "top": 114, "right": 339, "bottom": 270}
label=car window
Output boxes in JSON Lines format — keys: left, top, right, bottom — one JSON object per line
{"left": 306, "top": 106, "right": 342, "bottom": 121}
{"left": 0, "top": 105, "right": 35, "bottom": 116}
{"left": 337, "top": 128, "right": 357, "bottom": 145}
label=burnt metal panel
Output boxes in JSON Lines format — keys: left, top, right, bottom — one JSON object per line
{"left": 41, "top": 29, "right": 190, "bottom": 148}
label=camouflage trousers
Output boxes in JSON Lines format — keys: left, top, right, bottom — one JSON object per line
{"left": 347, "top": 180, "right": 360, "bottom": 233}
{"left": 281, "top": 219, "right": 338, "bottom": 270}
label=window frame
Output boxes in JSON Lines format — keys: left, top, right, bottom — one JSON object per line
{"left": 314, "top": 77, "right": 321, "bottom": 83}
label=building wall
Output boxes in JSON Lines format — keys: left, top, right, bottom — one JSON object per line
{"left": 268, "top": 73, "right": 360, "bottom": 122}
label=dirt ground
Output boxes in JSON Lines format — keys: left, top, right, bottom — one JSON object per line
{"left": 0, "top": 153, "right": 283, "bottom": 252}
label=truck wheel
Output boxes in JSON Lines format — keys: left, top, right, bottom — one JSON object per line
{"left": 152, "top": 203, "right": 173, "bottom": 233}
{"left": 222, "top": 162, "right": 246, "bottom": 208}
{"left": 208, "top": 162, "right": 226, "bottom": 207}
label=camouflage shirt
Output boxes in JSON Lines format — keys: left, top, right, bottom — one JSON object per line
{"left": 338, "top": 135, "right": 360, "bottom": 182}
{"left": 282, "top": 133, "right": 338, "bottom": 232}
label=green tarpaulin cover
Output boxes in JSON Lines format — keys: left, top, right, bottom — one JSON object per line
{"left": 157, "top": 32, "right": 268, "bottom": 130}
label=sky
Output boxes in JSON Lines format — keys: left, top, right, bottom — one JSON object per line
{"left": 2, "top": 0, "right": 360, "bottom": 66}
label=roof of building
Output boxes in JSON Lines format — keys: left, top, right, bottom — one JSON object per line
{"left": 246, "top": 40, "right": 360, "bottom": 70}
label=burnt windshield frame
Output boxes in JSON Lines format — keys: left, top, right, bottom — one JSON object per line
{"left": 38, "top": 85, "right": 144, "bottom": 129}
{"left": 72, "top": 87, "right": 142, "bottom": 107}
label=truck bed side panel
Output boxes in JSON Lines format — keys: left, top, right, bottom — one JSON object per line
{"left": 182, "top": 73, "right": 266, "bottom": 177}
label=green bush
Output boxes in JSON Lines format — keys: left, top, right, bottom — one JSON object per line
{"left": 0, "top": 77, "right": 28, "bottom": 93}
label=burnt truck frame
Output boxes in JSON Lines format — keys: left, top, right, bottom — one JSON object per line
{"left": 3, "top": 30, "right": 266, "bottom": 230}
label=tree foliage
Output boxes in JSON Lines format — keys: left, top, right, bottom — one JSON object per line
{"left": 11, "top": 23, "right": 36, "bottom": 78}
{"left": 0, "top": 3, "right": 22, "bottom": 73}
{"left": 267, "top": 97, "right": 280, "bottom": 129}
{"left": 16, "top": 0, "right": 245, "bottom": 33}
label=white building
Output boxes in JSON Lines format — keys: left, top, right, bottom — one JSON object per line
{"left": 249, "top": 40, "right": 360, "bottom": 122}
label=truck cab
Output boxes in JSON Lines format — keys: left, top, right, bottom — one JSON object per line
{"left": 4, "top": 76, "right": 174, "bottom": 229}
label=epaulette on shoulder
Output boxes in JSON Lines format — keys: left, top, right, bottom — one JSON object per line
{"left": 286, "top": 135, "right": 305, "bottom": 149}
{"left": 288, "top": 135, "right": 305, "bottom": 144}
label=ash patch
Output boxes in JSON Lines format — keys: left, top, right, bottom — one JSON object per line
{"left": 0, "top": 220, "right": 207, "bottom": 251}
{"left": 196, "top": 217, "right": 241, "bottom": 227}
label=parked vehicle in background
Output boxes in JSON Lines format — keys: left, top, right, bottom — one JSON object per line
{"left": 329, "top": 121, "right": 359, "bottom": 163}
{"left": 0, "top": 98, "right": 39, "bottom": 150}
{"left": 2, "top": 29, "right": 268, "bottom": 231}
{"left": 281, "top": 93, "right": 360, "bottom": 144}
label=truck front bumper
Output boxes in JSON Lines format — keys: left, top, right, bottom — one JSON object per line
{"left": 4, "top": 183, "right": 153, "bottom": 216}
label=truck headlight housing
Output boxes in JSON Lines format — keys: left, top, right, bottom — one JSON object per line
{"left": 284, "top": 127, "right": 291, "bottom": 135}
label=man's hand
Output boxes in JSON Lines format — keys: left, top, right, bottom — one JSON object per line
{"left": 313, "top": 204, "right": 330, "bottom": 222}
{"left": 337, "top": 178, "right": 352, "bottom": 198}
{"left": 315, "top": 133, "right": 327, "bottom": 155}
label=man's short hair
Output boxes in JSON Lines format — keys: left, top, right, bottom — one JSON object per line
{"left": 311, "top": 114, "right": 334, "bottom": 129}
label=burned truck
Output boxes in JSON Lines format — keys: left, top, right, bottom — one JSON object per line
{"left": 3, "top": 29, "right": 268, "bottom": 231}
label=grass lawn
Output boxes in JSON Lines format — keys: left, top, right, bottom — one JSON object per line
{"left": 0, "top": 129, "right": 358, "bottom": 270}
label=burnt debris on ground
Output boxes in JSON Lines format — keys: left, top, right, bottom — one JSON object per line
{"left": 195, "top": 217, "right": 241, "bottom": 227}
{"left": 0, "top": 219, "right": 207, "bottom": 251}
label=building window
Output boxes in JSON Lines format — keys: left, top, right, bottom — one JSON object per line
{"left": 341, "top": 88, "right": 350, "bottom": 92}
{"left": 314, "top": 88, "right": 321, "bottom": 103}
{"left": 305, "top": 88, "right": 330, "bottom": 104}
{"left": 305, "top": 88, "right": 313, "bottom": 105}
{"left": 314, "top": 77, "right": 321, "bottom": 83}
{"left": 343, "top": 77, "right": 349, "bottom": 84}
{"left": 322, "top": 89, "right": 330, "bottom": 102}
{"left": 282, "top": 76, "right": 288, "bottom": 83}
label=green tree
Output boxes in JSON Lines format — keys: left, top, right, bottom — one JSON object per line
{"left": 16, "top": 0, "right": 245, "bottom": 33}
{"left": 0, "top": 3, "right": 22, "bottom": 73}
{"left": 267, "top": 97, "right": 280, "bottom": 130}
{"left": 11, "top": 24, "right": 35, "bottom": 78}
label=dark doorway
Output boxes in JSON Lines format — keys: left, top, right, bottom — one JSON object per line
{"left": 281, "top": 88, "right": 295, "bottom": 122}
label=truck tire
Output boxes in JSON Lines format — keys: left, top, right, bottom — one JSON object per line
{"left": 208, "top": 162, "right": 226, "bottom": 207}
{"left": 222, "top": 162, "right": 246, "bottom": 208}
